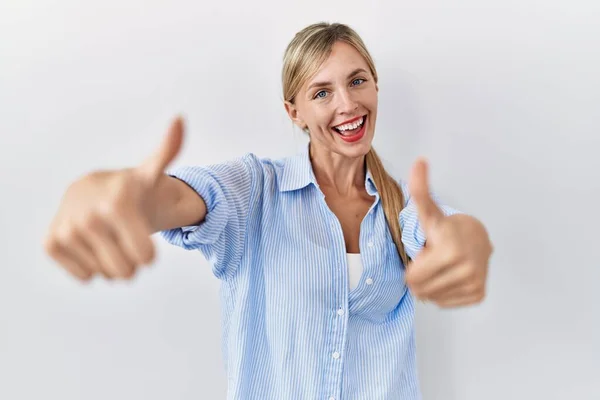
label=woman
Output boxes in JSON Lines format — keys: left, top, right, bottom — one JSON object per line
{"left": 44, "top": 22, "right": 493, "bottom": 400}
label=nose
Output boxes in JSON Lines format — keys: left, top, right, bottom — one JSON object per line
{"left": 336, "top": 88, "right": 358, "bottom": 114}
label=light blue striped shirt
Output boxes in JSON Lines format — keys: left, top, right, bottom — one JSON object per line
{"left": 161, "top": 144, "right": 459, "bottom": 400}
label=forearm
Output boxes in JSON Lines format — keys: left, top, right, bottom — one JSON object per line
{"left": 146, "top": 173, "right": 208, "bottom": 233}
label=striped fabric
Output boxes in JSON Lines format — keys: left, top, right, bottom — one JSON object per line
{"left": 160, "top": 143, "right": 460, "bottom": 400}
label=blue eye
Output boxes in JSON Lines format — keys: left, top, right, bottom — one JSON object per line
{"left": 315, "top": 90, "right": 327, "bottom": 99}
{"left": 352, "top": 78, "right": 365, "bottom": 86}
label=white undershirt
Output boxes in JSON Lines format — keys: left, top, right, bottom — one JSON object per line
{"left": 346, "top": 253, "right": 363, "bottom": 290}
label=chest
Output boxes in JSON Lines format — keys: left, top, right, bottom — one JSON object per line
{"left": 258, "top": 189, "right": 407, "bottom": 321}
{"left": 322, "top": 191, "right": 375, "bottom": 253}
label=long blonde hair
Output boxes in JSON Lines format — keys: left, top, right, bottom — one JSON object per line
{"left": 282, "top": 22, "right": 410, "bottom": 267}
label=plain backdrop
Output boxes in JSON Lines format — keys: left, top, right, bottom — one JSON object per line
{"left": 1, "top": 0, "right": 598, "bottom": 399}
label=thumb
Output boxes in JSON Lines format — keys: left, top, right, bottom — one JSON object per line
{"left": 137, "top": 116, "right": 185, "bottom": 185}
{"left": 408, "top": 157, "right": 444, "bottom": 234}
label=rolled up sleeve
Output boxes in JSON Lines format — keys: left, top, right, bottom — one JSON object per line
{"left": 160, "top": 153, "right": 262, "bottom": 280}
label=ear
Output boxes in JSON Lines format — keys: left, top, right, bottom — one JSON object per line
{"left": 284, "top": 101, "right": 307, "bottom": 130}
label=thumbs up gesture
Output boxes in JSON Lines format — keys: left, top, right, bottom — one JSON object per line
{"left": 43, "top": 117, "right": 185, "bottom": 281}
{"left": 405, "top": 158, "right": 494, "bottom": 308}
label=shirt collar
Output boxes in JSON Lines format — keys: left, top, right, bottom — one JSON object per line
{"left": 279, "top": 143, "right": 379, "bottom": 196}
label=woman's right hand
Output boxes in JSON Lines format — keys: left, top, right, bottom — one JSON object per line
{"left": 43, "top": 117, "right": 185, "bottom": 282}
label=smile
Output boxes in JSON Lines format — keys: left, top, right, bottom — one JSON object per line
{"left": 333, "top": 115, "right": 365, "bottom": 135}
{"left": 331, "top": 114, "right": 367, "bottom": 143}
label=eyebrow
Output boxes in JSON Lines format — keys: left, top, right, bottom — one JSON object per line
{"left": 307, "top": 68, "right": 368, "bottom": 91}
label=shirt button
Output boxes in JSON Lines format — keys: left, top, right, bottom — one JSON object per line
{"left": 367, "top": 241, "right": 374, "bottom": 248}
{"left": 366, "top": 278, "right": 373, "bottom": 285}
{"left": 337, "top": 308, "right": 345, "bottom": 316}
{"left": 332, "top": 351, "right": 340, "bottom": 359}
{"left": 329, "top": 397, "right": 336, "bottom": 400}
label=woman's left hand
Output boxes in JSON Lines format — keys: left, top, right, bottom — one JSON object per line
{"left": 405, "top": 159, "right": 494, "bottom": 308}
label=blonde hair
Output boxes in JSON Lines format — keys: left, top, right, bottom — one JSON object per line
{"left": 282, "top": 22, "right": 410, "bottom": 267}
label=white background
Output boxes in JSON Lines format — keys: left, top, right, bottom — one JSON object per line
{"left": 1, "top": 0, "right": 598, "bottom": 399}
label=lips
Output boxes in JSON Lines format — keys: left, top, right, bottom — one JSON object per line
{"left": 333, "top": 115, "right": 364, "bottom": 128}
{"left": 332, "top": 115, "right": 366, "bottom": 133}
{"left": 332, "top": 114, "right": 367, "bottom": 143}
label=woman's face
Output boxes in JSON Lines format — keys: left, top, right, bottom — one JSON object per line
{"left": 285, "top": 41, "right": 379, "bottom": 159}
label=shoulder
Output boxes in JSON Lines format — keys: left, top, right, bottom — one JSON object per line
{"left": 188, "top": 150, "right": 304, "bottom": 195}
{"left": 225, "top": 152, "right": 301, "bottom": 194}
{"left": 233, "top": 152, "right": 288, "bottom": 178}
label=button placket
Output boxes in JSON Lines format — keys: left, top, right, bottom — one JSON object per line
{"left": 320, "top": 193, "right": 353, "bottom": 399}
{"left": 328, "top": 222, "right": 347, "bottom": 400}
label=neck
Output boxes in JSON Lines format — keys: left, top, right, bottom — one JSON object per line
{"left": 309, "top": 142, "right": 366, "bottom": 197}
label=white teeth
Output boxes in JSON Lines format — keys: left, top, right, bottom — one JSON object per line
{"left": 335, "top": 116, "right": 364, "bottom": 132}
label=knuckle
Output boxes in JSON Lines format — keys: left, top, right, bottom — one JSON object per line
{"left": 56, "top": 225, "right": 78, "bottom": 243}
{"left": 450, "top": 246, "right": 464, "bottom": 262}
{"left": 140, "top": 246, "right": 155, "bottom": 265}
{"left": 468, "top": 266, "right": 481, "bottom": 281}
{"left": 43, "top": 235, "right": 61, "bottom": 256}
{"left": 99, "top": 194, "right": 129, "bottom": 217}
{"left": 111, "top": 190, "right": 129, "bottom": 209}
{"left": 81, "top": 213, "right": 103, "bottom": 231}
{"left": 463, "top": 262, "right": 480, "bottom": 278}
{"left": 469, "top": 280, "right": 482, "bottom": 291}
{"left": 112, "top": 178, "right": 136, "bottom": 206}
{"left": 464, "top": 282, "right": 481, "bottom": 295}
{"left": 100, "top": 270, "right": 114, "bottom": 280}
{"left": 98, "top": 201, "right": 119, "bottom": 218}
{"left": 456, "top": 266, "right": 472, "bottom": 281}
{"left": 442, "top": 247, "right": 460, "bottom": 265}
{"left": 78, "top": 272, "right": 93, "bottom": 282}
{"left": 125, "top": 268, "right": 137, "bottom": 279}
{"left": 115, "top": 259, "right": 136, "bottom": 277}
{"left": 118, "top": 266, "right": 136, "bottom": 280}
